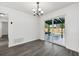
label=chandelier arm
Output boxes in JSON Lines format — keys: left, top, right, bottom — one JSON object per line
{"left": 37, "top": 2, "right": 39, "bottom": 16}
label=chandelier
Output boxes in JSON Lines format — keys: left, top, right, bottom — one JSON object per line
{"left": 32, "top": 2, "right": 44, "bottom": 16}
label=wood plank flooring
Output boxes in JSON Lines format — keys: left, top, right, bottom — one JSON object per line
{"left": 0, "top": 39, "right": 78, "bottom": 56}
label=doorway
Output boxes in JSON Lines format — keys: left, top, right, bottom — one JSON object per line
{"left": 44, "top": 16, "right": 65, "bottom": 46}
{"left": 0, "top": 13, "right": 8, "bottom": 47}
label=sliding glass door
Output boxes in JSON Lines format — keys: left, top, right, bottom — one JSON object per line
{"left": 44, "top": 20, "right": 52, "bottom": 42}
{"left": 44, "top": 15, "right": 65, "bottom": 46}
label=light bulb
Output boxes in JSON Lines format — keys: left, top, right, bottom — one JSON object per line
{"left": 32, "top": 8, "right": 36, "bottom": 11}
{"left": 38, "top": 8, "right": 41, "bottom": 11}
{"left": 41, "top": 11, "right": 44, "bottom": 14}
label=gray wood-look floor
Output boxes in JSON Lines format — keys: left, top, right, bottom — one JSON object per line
{"left": 0, "top": 37, "right": 79, "bottom": 56}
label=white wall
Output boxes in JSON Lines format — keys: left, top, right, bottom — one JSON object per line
{"left": 2, "top": 22, "right": 8, "bottom": 35}
{"left": 0, "top": 22, "right": 2, "bottom": 37}
{"left": 0, "top": 6, "right": 40, "bottom": 47}
{"left": 40, "top": 3, "right": 79, "bottom": 52}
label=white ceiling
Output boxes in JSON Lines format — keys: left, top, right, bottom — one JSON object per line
{"left": 0, "top": 2, "right": 76, "bottom": 14}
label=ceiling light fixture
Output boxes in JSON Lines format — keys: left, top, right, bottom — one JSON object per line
{"left": 0, "top": 13, "right": 6, "bottom": 17}
{"left": 32, "top": 2, "right": 44, "bottom": 16}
